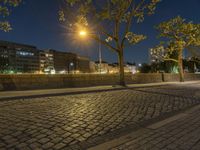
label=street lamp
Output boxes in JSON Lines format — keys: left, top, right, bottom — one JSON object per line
{"left": 97, "top": 34, "right": 102, "bottom": 74}
{"left": 79, "top": 30, "right": 87, "bottom": 37}
{"left": 78, "top": 30, "right": 102, "bottom": 74}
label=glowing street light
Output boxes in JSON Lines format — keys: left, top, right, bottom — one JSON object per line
{"left": 78, "top": 29, "right": 102, "bottom": 74}
{"left": 79, "top": 30, "right": 87, "bottom": 37}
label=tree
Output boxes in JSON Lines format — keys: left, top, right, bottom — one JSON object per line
{"left": 0, "top": 0, "right": 21, "bottom": 32}
{"left": 153, "top": 16, "right": 200, "bottom": 82}
{"left": 150, "top": 45, "right": 179, "bottom": 73}
{"left": 59, "top": 0, "right": 160, "bottom": 86}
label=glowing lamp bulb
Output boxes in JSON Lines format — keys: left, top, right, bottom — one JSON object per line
{"left": 79, "top": 31, "right": 87, "bottom": 36}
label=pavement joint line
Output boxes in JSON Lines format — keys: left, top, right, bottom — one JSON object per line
{"left": 87, "top": 104, "right": 200, "bottom": 150}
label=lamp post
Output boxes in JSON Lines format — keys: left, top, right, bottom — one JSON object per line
{"left": 98, "top": 34, "right": 102, "bottom": 74}
{"left": 79, "top": 30, "right": 102, "bottom": 74}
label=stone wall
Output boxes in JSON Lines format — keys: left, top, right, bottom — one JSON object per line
{"left": 0, "top": 73, "right": 200, "bottom": 91}
{"left": 163, "top": 74, "right": 180, "bottom": 82}
{"left": 163, "top": 73, "right": 200, "bottom": 82}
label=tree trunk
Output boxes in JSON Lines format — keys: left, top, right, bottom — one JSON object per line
{"left": 118, "top": 50, "right": 126, "bottom": 86}
{"left": 178, "top": 50, "right": 184, "bottom": 82}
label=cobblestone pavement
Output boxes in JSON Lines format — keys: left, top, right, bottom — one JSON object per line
{"left": 111, "top": 105, "right": 200, "bottom": 150}
{"left": 135, "top": 82, "right": 200, "bottom": 99}
{"left": 0, "top": 82, "right": 200, "bottom": 150}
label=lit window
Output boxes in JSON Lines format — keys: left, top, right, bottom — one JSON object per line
{"left": 16, "top": 51, "right": 34, "bottom": 56}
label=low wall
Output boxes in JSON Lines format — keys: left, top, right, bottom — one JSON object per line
{"left": 0, "top": 73, "right": 199, "bottom": 91}
{"left": 163, "top": 73, "right": 200, "bottom": 82}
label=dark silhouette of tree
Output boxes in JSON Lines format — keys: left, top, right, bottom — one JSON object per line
{"left": 0, "top": 0, "right": 21, "bottom": 32}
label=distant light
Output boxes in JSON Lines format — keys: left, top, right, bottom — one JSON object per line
{"left": 70, "top": 62, "right": 74, "bottom": 66}
{"left": 59, "top": 70, "right": 66, "bottom": 74}
{"left": 101, "top": 72, "right": 107, "bottom": 74}
{"left": 75, "top": 70, "right": 80, "bottom": 74}
{"left": 136, "top": 70, "right": 140, "bottom": 73}
{"left": 138, "top": 63, "right": 142, "bottom": 67}
{"left": 50, "top": 70, "right": 56, "bottom": 74}
{"left": 9, "top": 70, "right": 14, "bottom": 74}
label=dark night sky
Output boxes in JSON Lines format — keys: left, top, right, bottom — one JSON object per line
{"left": 0, "top": 0, "right": 200, "bottom": 64}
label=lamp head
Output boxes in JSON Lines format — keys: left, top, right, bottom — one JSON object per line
{"left": 79, "top": 30, "right": 87, "bottom": 37}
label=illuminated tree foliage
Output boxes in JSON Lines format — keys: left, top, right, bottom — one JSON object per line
{"left": 0, "top": 0, "right": 21, "bottom": 32}
{"left": 152, "top": 16, "right": 200, "bottom": 82}
{"left": 59, "top": 0, "right": 160, "bottom": 85}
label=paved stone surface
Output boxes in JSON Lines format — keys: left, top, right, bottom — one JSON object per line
{"left": 136, "top": 83, "right": 200, "bottom": 99}
{"left": 0, "top": 82, "right": 200, "bottom": 149}
{"left": 111, "top": 105, "right": 200, "bottom": 150}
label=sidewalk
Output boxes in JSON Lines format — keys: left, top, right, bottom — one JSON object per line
{"left": 0, "top": 81, "right": 199, "bottom": 100}
{"left": 89, "top": 104, "right": 200, "bottom": 150}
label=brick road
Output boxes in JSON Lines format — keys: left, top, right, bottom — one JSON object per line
{"left": 110, "top": 105, "right": 200, "bottom": 150}
{"left": 0, "top": 82, "right": 200, "bottom": 150}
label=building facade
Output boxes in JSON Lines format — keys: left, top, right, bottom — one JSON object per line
{"left": 89, "top": 61, "right": 96, "bottom": 73}
{"left": 0, "top": 40, "right": 40, "bottom": 73}
{"left": 95, "top": 61, "right": 110, "bottom": 73}
{"left": 0, "top": 40, "right": 97, "bottom": 74}
{"left": 39, "top": 50, "right": 55, "bottom": 74}
{"left": 41, "top": 49, "right": 91, "bottom": 74}
{"left": 76, "top": 56, "right": 90, "bottom": 73}
{"left": 41, "top": 49, "right": 77, "bottom": 74}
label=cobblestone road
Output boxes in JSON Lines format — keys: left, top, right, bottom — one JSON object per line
{"left": 111, "top": 105, "right": 200, "bottom": 150}
{"left": 0, "top": 82, "right": 200, "bottom": 150}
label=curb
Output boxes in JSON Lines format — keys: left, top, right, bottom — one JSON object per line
{"left": 0, "top": 83, "right": 164, "bottom": 101}
{"left": 0, "top": 81, "right": 199, "bottom": 101}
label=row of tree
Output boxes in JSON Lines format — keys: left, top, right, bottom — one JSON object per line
{"left": 59, "top": 0, "right": 200, "bottom": 84}
{"left": 139, "top": 57, "right": 200, "bottom": 74}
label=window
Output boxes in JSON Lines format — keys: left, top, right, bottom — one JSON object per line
{"left": 16, "top": 51, "right": 34, "bottom": 56}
